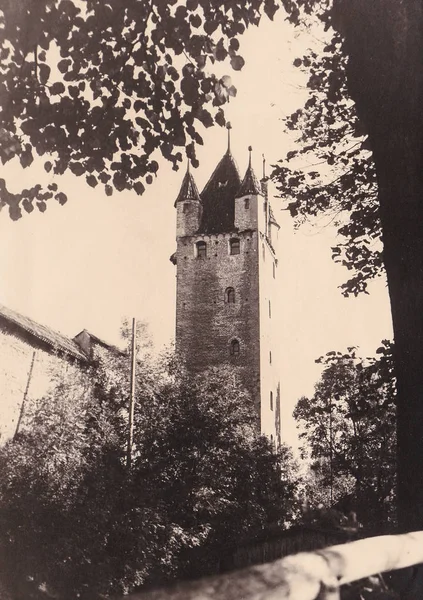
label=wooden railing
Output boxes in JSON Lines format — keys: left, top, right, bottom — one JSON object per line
{"left": 127, "top": 531, "right": 423, "bottom": 599}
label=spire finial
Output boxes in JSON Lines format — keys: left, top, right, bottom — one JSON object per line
{"left": 226, "top": 122, "right": 232, "bottom": 152}
{"left": 262, "top": 153, "right": 266, "bottom": 179}
{"left": 248, "top": 145, "right": 252, "bottom": 167}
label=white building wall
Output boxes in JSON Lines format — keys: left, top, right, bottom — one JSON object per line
{"left": 0, "top": 329, "right": 71, "bottom": 441}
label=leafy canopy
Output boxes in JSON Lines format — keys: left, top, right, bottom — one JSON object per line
{"left": 0, "top": 0, "right": 280, "bottom": 220}
{"left": 271, "top": 25, "right": 381, "bottom": 297}
{"left": 0, "top": 349, "right": 299, "bottom": 599}
{"left": 294, "top": 341, "right": 396, "bottom": 530}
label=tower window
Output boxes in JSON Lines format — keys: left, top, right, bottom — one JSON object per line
{"left": 244, "top": 198, "right": 250, "bottom": 209}
{"left": 230, "top": 339, "right": 240, "bottom": 356}
{"left": 196, "top": 241, "right": 207, "bottom": 258}
{"left": 270, "top": 391, "right": 273, "bottom": 411}
{"left": 269, "top": 351, "right": 272, "bottom": 364}
{"left": 229, "top": 238, "right": 240, "bottom": 255}
{"left": 183, "top": 203, "right": 189, "bottom": 213}
{"left": 225, "top": 287, "right": 235, "bottom": 304}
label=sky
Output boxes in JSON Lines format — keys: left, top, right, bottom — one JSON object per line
{"left": 0, "top": 13, "right": 393, "bottom": 448}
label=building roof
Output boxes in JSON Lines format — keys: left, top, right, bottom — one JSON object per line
{"left": 73, "top": 329, "right": 124, "bottom": 357}
{"left": 199, "top": 151, "right": 241, "bottom": 233}
{"left": 269, "top": 204, "right": 280, "bottom": 228}
{"left": 236, "top": 163, "right": 263, "bottom": 198}
{"left": 0, "top": 304, "right": 88, "bottom": 361}
{"left": 174, "top": 169, "right": 201, "bottom": 207}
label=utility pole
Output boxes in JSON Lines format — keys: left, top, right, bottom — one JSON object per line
{"left": 14, "top": 350, "right": 36, "bottom": 440}
{"left": 126, "top": 318, "right": 136, "bottom": 469}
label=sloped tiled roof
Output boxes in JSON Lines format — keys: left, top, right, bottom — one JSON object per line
{"left": 236, "top": 164, "right": 263, "bottom": 198}
{"left": 199, "top": 151, "right": 241, "bottom": 233}
{"left": 174, "top": 170, "right": 201, "bottom": 207}
{"left": 0, "top": 304, "right": 88, "bottom": 361}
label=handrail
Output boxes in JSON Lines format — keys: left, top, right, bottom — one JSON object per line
{"left": 128, "top": 531, "right": 423, "bottom": 599}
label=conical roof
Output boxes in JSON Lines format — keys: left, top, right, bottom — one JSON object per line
{"left": 174, "top": 169, "right": 201, "bottom": 207}
{"left": 236, "top": 163, "right": 263, "bottom": 198}
{"left": 199, "top": 151, "right": 241, "bottom": 233}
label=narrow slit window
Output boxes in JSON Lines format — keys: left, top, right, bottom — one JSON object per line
{"left": 225, "top": 287, "right": 235, "bottom": 304}
{"left": 229, "top": 238, "right": 240, "bottom": 255}
{"left": 196, "top": 241, "right": 206, "bottom": 258}
{"left": 244, "top": 198, "right": 250, "bottom": 209}
{"left": 230, "top": 339, "right": 240, "bottom": 356}
{"left": 269, "top": 351, "right": 272, "bottom": 364}
{"left": 270, "top": 391, "right": 273, "bottom": 411}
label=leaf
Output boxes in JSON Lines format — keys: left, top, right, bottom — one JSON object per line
{"left": 44, "top": 161, "right": 53, "bottom": 173}
{"left": 55, "top": 192, "right": 67, "bottom": 205}
{"left": 134, "top": 181, "right": 145, "bottom": 196}
{"left": 22, "top": 199, "right": 34, "bottom": 213}
{"left": 70, "top": 162, "right": 84, "bottom": 176}
{"left": 86, "top": 174, "right": 98, "bottom": 188}
{"left": 20, "top": 150, "right": 33, "bottom": 168}
{"left": 230, "top": 55, "right": 245, "bottom": 71}
{"left": 105, "top": 184, "right": 113, "bottom": 196}
{"left": 57, "top": 59, "right": 71, "bottom": 73}
{"left": 39, "top": 63, "right": 51, "bottom": 85}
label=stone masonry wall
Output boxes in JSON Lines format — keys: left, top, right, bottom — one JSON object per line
{"left": 176, "top": 229, "right": 261, "bottom": 417}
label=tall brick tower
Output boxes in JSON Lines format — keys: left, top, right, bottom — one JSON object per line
{"left": 172, "top": 130, "right": 281, "bottom": 447}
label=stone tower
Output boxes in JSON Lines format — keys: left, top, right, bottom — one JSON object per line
{"left": 172, "top": 133, "right": 281, "bottom": 447}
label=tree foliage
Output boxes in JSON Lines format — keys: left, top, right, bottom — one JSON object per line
{"left": 0, "top": 349, "right": 299, "bottom": 599}
{"left": 294, "top": 341, "right": 396, "bottom": 530}
{"left": 0, "top": 0, "right": 282, "bottom": 220}
{"left": 271, "top": 24, "right": 381, "bottom": 297}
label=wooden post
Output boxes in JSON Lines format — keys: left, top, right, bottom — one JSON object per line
{"left": 126, "top": 318, "right": 136, "bottom": 469}
{"left": 14, "top": 350, "right": 36, "bottom": 440}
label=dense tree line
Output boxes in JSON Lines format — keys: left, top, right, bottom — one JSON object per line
{"left": 0, "top": 349, "right": 299, "bottom": 599}
{"left": 294, "top": 342, "right": 396, "bottom": 531}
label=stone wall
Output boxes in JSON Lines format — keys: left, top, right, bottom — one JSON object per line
{"left": 176, "top": 229, "right": 261, "bottom": 416}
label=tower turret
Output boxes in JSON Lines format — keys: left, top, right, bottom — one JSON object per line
{"left": 175, "top": 165, "right": 202, "bottom": 237}
{"left": 235, "top": 147, "right": 265, "bottom": 232}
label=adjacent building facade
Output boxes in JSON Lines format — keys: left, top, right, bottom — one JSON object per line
{"left": 172, "top": 140, "right": 282, "bottom": 447}
{"left": 0, "top": 304, "right": 114, "bottom": 441}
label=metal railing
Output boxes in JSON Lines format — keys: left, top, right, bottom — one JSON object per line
{"left": 129, "top": 531, "right": 423, "bottom": 599}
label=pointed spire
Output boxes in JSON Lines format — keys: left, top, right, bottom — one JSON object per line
{"left": 236, "top": 146, "right": 263, "bottom": 198}
{"left": 174, "top": 163, "right": 201, "bottom": 207}
{"left": 226, "top": 122, "right": 232, "bottom": 153}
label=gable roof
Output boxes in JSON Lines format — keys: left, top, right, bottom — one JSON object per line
{"left": 0, "top": 304, "right": 88, "bottom": 361}
{"left": 199, "top": 151, "right": 241, "bottom": 233}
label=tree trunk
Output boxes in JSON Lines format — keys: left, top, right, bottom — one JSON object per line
{"left": 333, "top": 0, "right": 423, "bottom": 532}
